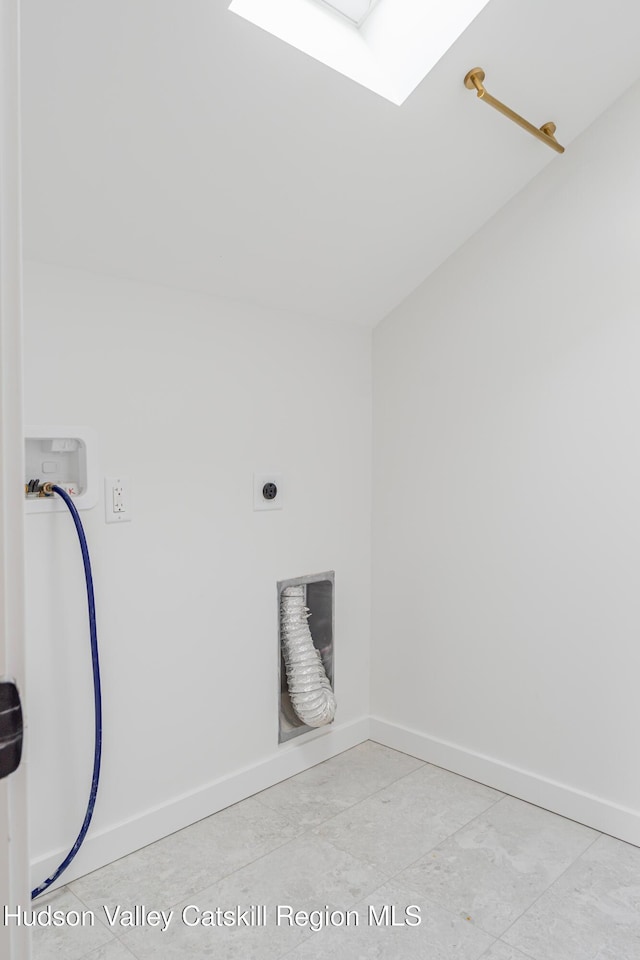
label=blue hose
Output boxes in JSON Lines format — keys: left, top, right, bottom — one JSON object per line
{"left": 31, "top": 485, "right": 102, "bottom": 899}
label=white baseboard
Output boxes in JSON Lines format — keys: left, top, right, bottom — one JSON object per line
{"left": 32, "top": 713, "right": 640, "bottom": 895}
{"left": 31, "top": 716, "right": 370, "bottom": 893}
{"left": 369, "top": 717, "right": 640, "bottom": 847}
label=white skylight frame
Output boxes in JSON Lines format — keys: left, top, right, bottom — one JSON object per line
{"left": 228, "top": 0, "right": 491, "bottom": 105}
{"left": 317, "top": 0, "right": 378, "bottom": 27}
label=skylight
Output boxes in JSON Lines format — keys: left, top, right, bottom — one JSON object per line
{"left": 228, "top": 0, "right": 491, "bottom": 105}
{"left": 317, "top": 0, "right": 378, "bottom": 27}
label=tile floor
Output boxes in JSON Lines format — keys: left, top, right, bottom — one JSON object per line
{"left": 31, "top": 741, "right": 640, "bottom": 960}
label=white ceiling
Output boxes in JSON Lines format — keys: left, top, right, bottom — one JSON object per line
{"left": 20, "top": 0, "right": 640, "bottom": 326}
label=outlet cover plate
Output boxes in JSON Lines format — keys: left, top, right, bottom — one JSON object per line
{"left": 105, "top": 476, "right": 132, "bottom": 523}
{"left": 253, "top": 472, "right": 284, "bottom": 511}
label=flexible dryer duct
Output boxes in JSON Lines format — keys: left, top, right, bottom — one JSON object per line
{"left": 280, "top": 585, "right": 336, "bottom": 727}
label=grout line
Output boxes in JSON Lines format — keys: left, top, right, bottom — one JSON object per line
{"left": 113, "top": 929, "right": 149, "bottom": 960}
{"left": 41, "top": 895, "right": 124, "bottom": 960}
{"left": 71, "top": 743, "right": 501, "bottom": 934}
{"left": 325, "top": 794, "right": 509, "bottom": 930}
{"left": 75, "top": 937, "right": 137, "bottom": 960}
{"left": 305, "top": 784, "right": 508, "bottom": 920}
{"left": 496, "top": 829, "right": 602, "bottom": 945}
{"left": 477, "top": 939, "right": 540, "bottom": 960}
{"left": 249, "top": 745, "right": 426, "bottom": 833}
{"left": 277, "top": 871, "right": 501, "bottom": 958}
{"left": 115, "top": 746, "right": 431, "bottom": 922}
{"left": 367, "top": 736, "right": 430, "bottom": 764}
{"left": 66, "top": 741, "right": 489, "bottom": 914}
{"left": 161, "top": 827, "right": 388, "bottom": 916}
{"left": 108, "top": 827, "right": 314, "bottom": 937}
{"left": 496, "top": 940, "right": 541, "bottom": 960}
{"left": 66, "top": 793, "right": 603, "bottom": 958}
{"left": 71, "top": 886, "right": 115, "bottom": 934}
{"left": 55, "top": 746, "right": 614, "bottom": 960}
{"left": 322, "top": 786, "right": 600, "bottom": 945}
{"left": 66, "top": 798, "right": 324, "bottom": 935}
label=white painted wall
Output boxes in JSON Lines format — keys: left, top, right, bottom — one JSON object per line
{"left": 372, "top": 79, "right": 640, "bottom": 843}
{"left": 23, "top": 67, "right": 640, "bottom": 891}
{"left": 23, "top": 262, "right": 371, "bottom": 886}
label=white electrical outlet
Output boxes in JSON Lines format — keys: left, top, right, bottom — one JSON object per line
{"left": 253, "top": 473, "right": 284, "bottom": 511}
{"left": 105, "top": 476, "right": 131, "bottom": 523}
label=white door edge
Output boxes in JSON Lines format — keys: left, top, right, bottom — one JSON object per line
{"left": 0, "top": 0, "right": 31, "bottom": 956}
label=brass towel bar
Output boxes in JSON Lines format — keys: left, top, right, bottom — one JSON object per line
{"left": 464, "top": 67, "right": 564, "bottom": 155}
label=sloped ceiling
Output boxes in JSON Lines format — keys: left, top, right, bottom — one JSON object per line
{"left": 20, "top": 0, "right": 640, "bottom": 326}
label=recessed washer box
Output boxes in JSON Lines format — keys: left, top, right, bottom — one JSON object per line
{"left": 24, "top": 426, "right": 98, "bottom": 513}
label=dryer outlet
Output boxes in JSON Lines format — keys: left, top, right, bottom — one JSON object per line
{"left": 253, "top": 472, "right": 284, "bottom": 511}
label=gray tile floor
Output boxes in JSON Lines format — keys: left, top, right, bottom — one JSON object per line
{"left": 31, "top": 741, "right": 640, "bottom": 960}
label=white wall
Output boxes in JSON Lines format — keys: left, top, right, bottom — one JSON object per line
{"left": 24, "top": 74, "right": 640, "bottom": 891}
{"left": 23, "top": 262, "right": 371, "bottom": 885}
{"left": 372, "top": 79, "right": 640, "bottom": 844}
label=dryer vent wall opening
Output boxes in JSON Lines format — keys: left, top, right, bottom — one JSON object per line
{"left": 278, "top": 572, "right": 335, "bottom": 743}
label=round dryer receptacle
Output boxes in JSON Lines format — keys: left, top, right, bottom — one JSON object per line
{"left": 262, "top": 482, "right": 278, "bottom": 501}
